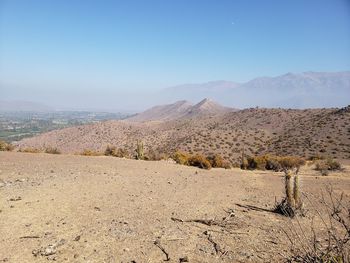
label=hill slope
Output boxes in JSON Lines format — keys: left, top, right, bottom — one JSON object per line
{"left": 128, "top": 99, "right": 234, "bottom": 122}
{"left": 16, "top": 105, "right": 350, "bottom": 163}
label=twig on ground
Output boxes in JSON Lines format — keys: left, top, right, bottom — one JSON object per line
{"left": 154, "top": 239, "right": 170, "bottom": 261}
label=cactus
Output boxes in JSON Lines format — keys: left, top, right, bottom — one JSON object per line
{"left": 136, "top": 140, "right": 144, "bottom": 160}
{"left": 276, "top": 168, "right": 303, "bottom": 217}
{"left": 240, "top": 146, "right": 248, "bottom": 169}
{"left": 285, "top": 170, "right": 295, "bottom": 208}
{"left": 293, "top": 173, "right": 301, "bottom": 209}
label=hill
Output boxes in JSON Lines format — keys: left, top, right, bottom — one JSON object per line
{"left": 16, "top": 105, "right": 350, "bottom": 164}
{"left": 128, "top": 98, "right": 234, "bottom": 122}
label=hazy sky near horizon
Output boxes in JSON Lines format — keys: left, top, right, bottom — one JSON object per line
{"left": 0, "top": 0, "right": 350, "bottom": 110}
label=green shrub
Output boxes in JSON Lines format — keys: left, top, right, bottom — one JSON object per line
{"left": 0, "top": 140, "right": 14, "bottom": 151}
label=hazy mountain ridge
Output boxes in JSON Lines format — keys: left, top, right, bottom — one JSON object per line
{"left": 162, "top": 71, "right": 350, "bottom": 108}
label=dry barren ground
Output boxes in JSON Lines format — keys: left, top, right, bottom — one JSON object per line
{"left": 1, "top": 152, "right": 349, "bottom": 262}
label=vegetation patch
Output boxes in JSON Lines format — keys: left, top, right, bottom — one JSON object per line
{"left": 315, "top": 158, "right": 342, "bottom": 175}
{"left": 0, "top": 140, "right": 14, "bottom": 151}
{"left": 80, "top": 149, "right": 102, "bottom": 156}
{"left": 45, "top": 147, "right": 61, "bottom": 154}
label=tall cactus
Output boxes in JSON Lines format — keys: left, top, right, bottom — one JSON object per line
{"left": 136, "top": 140, "right": 144, "bottom": 160}
{"left": 240, "top": 145, "right": 248, "bottom": 169}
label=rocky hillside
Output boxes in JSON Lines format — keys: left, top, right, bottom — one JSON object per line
{"left": 128, "top": 98, "right": 234, "bottom": 122}
{"left": 16, "top": 105, "right": 350, "bottom": 164}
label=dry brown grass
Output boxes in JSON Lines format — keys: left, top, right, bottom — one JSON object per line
{"left": 0, "top": 140, "right": 14, "bottom": 151}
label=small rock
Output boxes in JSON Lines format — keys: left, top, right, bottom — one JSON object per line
{"left": 94, "top": 206, "right": 101, "bottom": 211}
{"left": 179, "top": 256, "right": 189, "bottom": 262}
{"left": 42, "top": 245, "right": 56, "bottom": 256}
{"left": 74, "top": 235, "right": 81, "bottom": 241}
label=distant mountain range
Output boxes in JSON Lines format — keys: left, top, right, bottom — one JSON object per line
{"left": 128, "top": 98, "right": 235, "bottom": 122}
{"left": 162, "top": 71, "right": 350, "bottom": 108}
{"left": 1, "top": 71, "right": 349, "bottom": 112}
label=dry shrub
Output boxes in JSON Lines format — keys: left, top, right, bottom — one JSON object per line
{"left": 45, "top": 147, "right": 61, "bottom": 154}
{"left": 279, "top": 156, "right": 306, "bottom": 170}
{"left": 173, "top": 151, "right": 191, "bottom": 165}
{"left": 208, "top": 154, "right": 231, "bottom": 169}
{"left": 0, "top": 140, "right": 14, "bottom": 151}
{"left": 284, "top": 188, "right": 350, "bottom": 262}
{"left": 19, "top": 147, "right": 41, "bottom": 153}
{"left": 188, "top": 154, "right": 212, "bottom": 170}
{"left": 104, "top": 145, "right": 129, "bottom": 158}
{"left": 145, "top": 150, "right": 168, "bottom": 161}
{"left": 315, "top": 158, "right": 342, "bottom": 176}
{"left": 173, "top": 151, "right": 212, "bottom": 169}
{"left": 245, "top": 155, "right": 305, "bottom": 171}
{"left": 80, "top": 149, "right": 101, "bottom": 156}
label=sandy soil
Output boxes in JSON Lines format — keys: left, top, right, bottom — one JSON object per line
{"left": 1, "top": 152, "right": 349, "bottom": 262}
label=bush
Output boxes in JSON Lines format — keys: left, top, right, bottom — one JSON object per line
{"left": 173, "top": 151, "right": 191, "bottom": 165}
{"left": 0, "top": 140, "right": 14, "bottom": 151}
{"left": 80, "top": 149, "right": 101, "bottom": 156}
{"left": 45, "top": 147, "right": 61, "bottom": 154}
{"left": 207, "top": 154, "right": 231, "bottom": 169}
{"left": 188, "top": 154, "right": 212, "bottom": 170}
{"left": 19, "top": 147, "right": 41, "bottom": 153}
{"left": 315, "top": 158, "right": 342, "bottom": 175}
{"left": 145, "top": 150, "right": 168, "bottom": 161}
{"left": 244, "top": 154, "right": 305, "bottom": 171}
{"left": 105, "top": 146, "right": 129, "bottom": 158}
{"left": 279, "top": 156, "right": 306, "bottom": 170}
{"left": 172, "top": 151, "right": 212, "bottom": 169}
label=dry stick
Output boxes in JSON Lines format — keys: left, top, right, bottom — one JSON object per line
{"left": 20, "top": 235, "right": 40, "bottom": 239}
{"left": 171, "top": 217, "right": 216, "bottom": 226}
{"left": 204, "top": 231, "right": 222, "bottom": 254}
{"left": 154, "top": 240, "right": 170, "bottom": 261}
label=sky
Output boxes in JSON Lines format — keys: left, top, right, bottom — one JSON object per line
{"left": 0, "top": 0, "right": 350, "bottom": 110}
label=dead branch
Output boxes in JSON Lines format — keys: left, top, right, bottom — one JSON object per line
{"left": 154, "top": 239, "right": 170, "bottom": 261}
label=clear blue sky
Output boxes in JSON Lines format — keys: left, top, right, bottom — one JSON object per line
{"left": 0, "top": 0, "right": 349, "bottom": 110}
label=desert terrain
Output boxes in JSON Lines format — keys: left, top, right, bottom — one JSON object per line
{"left": 1, "top": 152, "right": 349, "bottom": 262}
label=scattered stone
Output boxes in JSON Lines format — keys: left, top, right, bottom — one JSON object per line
{"left": 74, "top": 235, "right": 81, "bottom": 241}
{"left": 32, "top": 239, "right": 66, "bottom": 258}
{"left": 179, "top": 256, "right": 189, "bottom": 262}
{"left": 94, "top": 206, "right": 101, "bottom": 211}
{"left": 15, "top": 178, "right": 26, "bottom": 182}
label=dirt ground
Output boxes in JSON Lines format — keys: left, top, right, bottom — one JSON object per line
{"left": 1, "top": 152, "right": 349, "bottom": 262}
